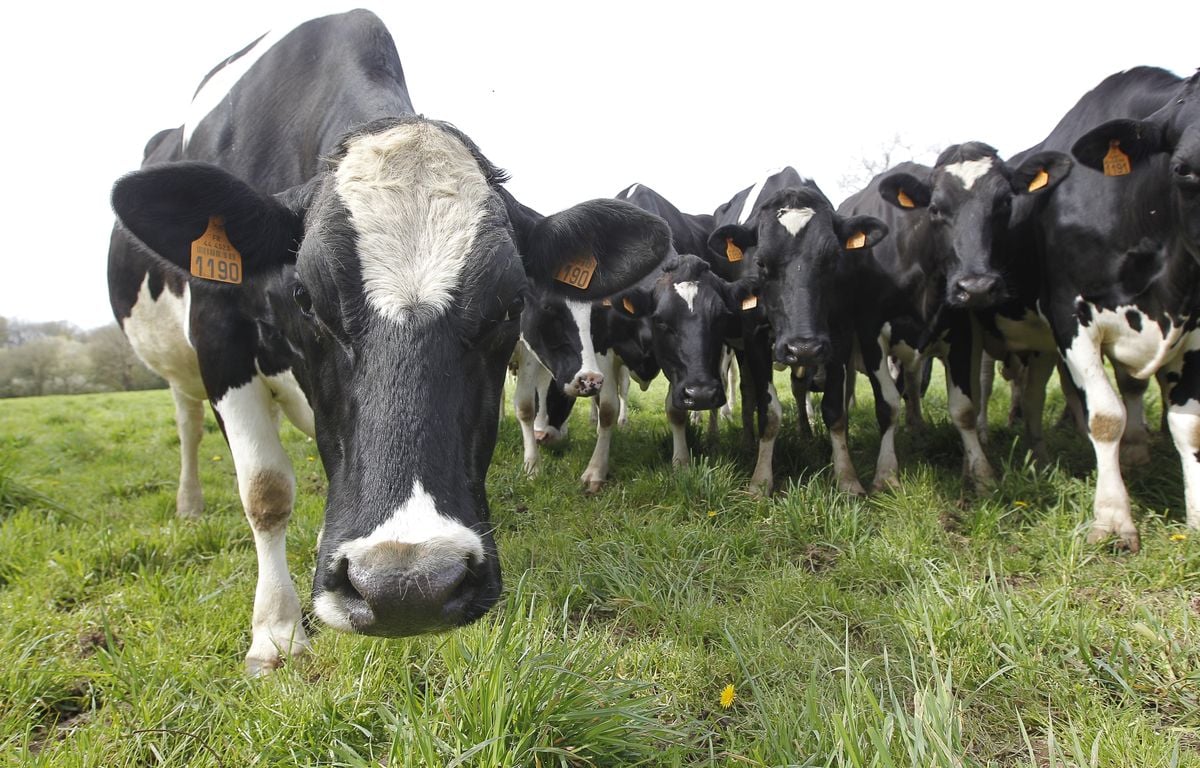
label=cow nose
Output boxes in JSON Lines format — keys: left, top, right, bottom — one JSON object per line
{"left": 569, "top": 372, "right": 604, "bottom": 397}
{"left": 775, "top": 337, "right": 830, "bottom": 365}
{"left": 679, "top": 381, "right": 724, "bottom": 410}
{"left": 326, "top": 543, "right": 480, "bottom": 637}
{"left": 952, "top": 275, "right": 1001, "bottom": 307}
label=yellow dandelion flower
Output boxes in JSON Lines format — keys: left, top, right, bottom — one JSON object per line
{"left": 1013, "top": 500, "right": 1028, "bottom": 508}
{"left": 307, "top": 456, "right": 316, "bottom": 462}
{"left": 1170, "top": 533, "right": 1188, "bottom": 542}
{"left": 707, "top": 510, "right": 718, "bottom": 518}
{"left": 212, "top": 455, "right": 222, "bottom": 462}
{"left": 719, "top": 683, "right": 736, "bottom": 709}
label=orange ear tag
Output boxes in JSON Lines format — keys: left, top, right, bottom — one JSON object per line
{"left": 190, "top": 216, "right": 243, "bottom": 284}
{"left": 554, "top": 252, "right": 597, "bottom": 290}
{"left": 622, "top": 297, "right": 636, "bottom": 314}
{"left": 1103, "top": 140, "right": 1131, "bottom": 177}
{"left": 725, "top": 238, "right": 744, "bottom": 262}
{"left": 896, "top": 190, "right": 916, "bottom": 209}
{"left": 741, "top": 295, "right": 758, "bottom": 311}
{"left": 845, "top": 232, "right": 867, "bottom": 250}
{"left": 1027, "top": 168, "right": 1050, "bottom": 192}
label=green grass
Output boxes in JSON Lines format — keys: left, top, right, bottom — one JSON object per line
{"left": 1, "top": 370, "right": 1198, "bottom": 766}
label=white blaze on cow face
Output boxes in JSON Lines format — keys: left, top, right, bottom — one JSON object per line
{"left": 673, "top": 281, "right": 700, "bottom": 312}
{"left": 943, "top": 157, "right": 994, "bottom": 190}
{"left": 566, "top": 299, "right": 601, "bottom": 383}
{"left": 624, "top": 183, "right": 640, "bottom": 199}
{"left": 336, "top": 122, "right": 492, "bottom": 325}
{"left": 738, "top": 168, "right": 784, "bottom": 224}
{"left": 777, "top": 207, "right": 816, "bottom": 237}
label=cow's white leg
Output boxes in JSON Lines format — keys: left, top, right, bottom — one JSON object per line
{"left": 171, "top": 385, "right": 205, "bottom": 519}
{"left": 581, "top": 352, "right": 618, "bottom": 493}
{"left": 1116, "top": 367, "right": 1151, "bottom": 466}
{"left": 869, "top": 345, "right": 903, "bottom": 493}
{"left": 1063, "top": 333, "right": 1138, "bottom": 550}
{"left": 1166, "top": 396, "right": 1200, "bottom": 532}
{"left": 721, "top": 347, "right": 737, "bottom": 422}
{"left": 512, "top": 343, "right": 542, "bottom": 476}
{"left": 748, "top": 382, "right": 782, "bottom": 497}
{"left": 947, "top": 371, "right": 995, "bottom": 490}
{"left": 265, "top": 370, "right": 315, "bottom": 439}
{"left": 215, "top": 376, "right": 308, "bottom": 675}
{"left": 666, "top": 394, "right": 690, "bottom": 467}
{"left": 617, "top": 365, "right": 630, "bottom": 428}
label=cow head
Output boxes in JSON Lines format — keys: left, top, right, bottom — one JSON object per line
{"left": 1072, "top": 72, "right": 1200, "bottom": 261}
{"left": 613, "top": 253, "right": 743, "bottom": 410}
{"left": 111, "top": 116, "right": 668, "bottom": 638}
{"left": 879, "top": 143, "right": 1071, "bottom": 308}
{"left": 708, "top": 185, "right": 887, "bottom": 367}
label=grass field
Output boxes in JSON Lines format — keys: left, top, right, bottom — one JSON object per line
{"left": 1, "top": 368, "right": 1198, "bottom": 767}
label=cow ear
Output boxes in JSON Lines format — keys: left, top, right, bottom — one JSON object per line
{"left": 611, "top": 284, "right": 652, "bottom": 317}
{"left": 1010, "top": 151, "right": 1073, "bottom": 195}
{"left": 112, "top": 162, "right": 304, "bottom": 285}
{"left": 835, "top": 215, "right": 888, "bottom": 251}
{"left": 878, "top": 173, "right": 931, "bottom": 210}
{"left": 1072, "top": 119, "right": 1167, "bottom": 175}
{"left": 513, "top": 198, "right": 670, "bottom": 299}
{"left": 707, "top": 224, "right": 757, "bottom": 265}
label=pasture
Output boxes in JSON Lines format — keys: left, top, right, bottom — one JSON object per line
{"left": 1, "top": 371, "right": 1198, "bottom": 767}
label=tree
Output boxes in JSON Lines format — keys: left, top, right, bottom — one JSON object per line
{"left": 86, "top": 324, "right": 164, "bottom": 391}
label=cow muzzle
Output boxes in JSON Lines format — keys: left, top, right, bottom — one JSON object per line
{"left": 673, "top": 380, "right": 725, "bottom": 411}
{"left": 949, "top": 274, "right": 1002, "bottom": 308}
{"left": 315, "top": 538, "right": 492, "bottom": 637}
{"left": 775, "top": 337, "right": 831, "bottom": 366}
{"left": 566, "top": 371, "right": 604, "bottom": 397}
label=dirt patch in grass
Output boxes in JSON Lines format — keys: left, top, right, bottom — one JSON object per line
{"left": 798, "top": 544, "right": 839, "bottom": 573}
{"left": 29, "top": 679, "right": 102, "bottom": 755}
{"left": 78, "top": 626, "right": 120, "bottom": 658}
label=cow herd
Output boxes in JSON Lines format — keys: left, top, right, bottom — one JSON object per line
{"left": 106, "top": 10, "right": 1200, "bottom": 672}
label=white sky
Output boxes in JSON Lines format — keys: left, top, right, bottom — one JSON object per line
{"left": 1, "top": 1, "right": 1193, "bottom": 329}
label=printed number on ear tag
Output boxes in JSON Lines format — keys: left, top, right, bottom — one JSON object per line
{"left": 190, "top": 216, "right": 243, "bottom": 284}
{"left": 741, "top": 295, "right": 758, "bottom": 311}
{"left": 725, "top": 238, "right": 743, "bottom": 262}
{"left": 554, "top": 252, "right": 597, "bottom": 290}
{"left": 1104, "top": 141, "right": 1131, "bottom": 177}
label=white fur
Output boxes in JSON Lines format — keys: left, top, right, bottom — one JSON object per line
{"left": 1083, "top": 301, "right": 1186, "bottom": 379}
{"left": 994, "top": 308, "right": 1056, "bottom": 353}
{"left": 124, "top": 276, "right": 204, "bottom": 401}
{"left": 944, "top": 158, "right": 994, "bottom": 190}
{"left": 624, "top": 183, "right": 640, "bottom": 199}
{"left": 581, "top": 352, "right": 619, "bottom": 491}
{"left": 336, "top": 122, "right": 491, "bottom": 324}
{"left": 738, "top": 168, "right": 783, "bottom": 224}
{"left": 674, "top": 281, "right": 700, "bottom": 312}
{"left": 567, "top": 299, "right": 601, "bottom": 384}
{"left": 777, "top": 207, "right": 815, "bottom": 237}
{"left": 332, "top": 479, "right": 484, "bottom": 567}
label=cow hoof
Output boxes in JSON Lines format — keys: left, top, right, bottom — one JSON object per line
{"left": 523, "top": 459, "right": 541, "bottom": 478}
{"left": 838, "top": 478, "right": 867, "bottom": 496}
{"left": 618, "top": 414, "right": 629, "bottom": 429}
{"left": 870, "top": 474, "right": 900, "bottom": 494}
{"left": 720, "top": 406, "right": 734, "bottom": 422}
{"left": 176, "top": 491, "right": 204, "bottom": 520}
{"left": 1087, "top": 524, "right": 1141, "bottom": 554}
{"left": 748, "top": 478, "right": 773, "bottom": 498}
{"left": 245, "top": 654, "right": 283, "bottom": 677}
{"left": 977, "top": 428, "right": 990, "bottom": 448}
{"left": 580, "top": 470, "right": 607, "bottom": 494}
{"left": 1120, "top": 442, "right": 1151, "bottom": 467}
{"left": 672, "top": 456, "right": 689, "bottom": 469}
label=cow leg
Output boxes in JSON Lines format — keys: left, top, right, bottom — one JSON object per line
{"left": 748, "top": 382, "right": 782, "bottom": 496}
{"left": 945, "top": 318, "right": 995, "bottom": 490}
{"left": 171, "top": 385, "right": 205, "bottom": 519}
{"left": 1115, "top": 367, "right": 1151, "bottom": 466}
{"left": 214, "top": 377, "right": 309, "bottom": 675}
{"left": 977, "top": 352, "right": 995, "bottom": 445}
{"left": 1019, "top": 351, "right": 1056, "bottom": 463}
{"left": 901, "top": 360, "right": 926, "bottom": 434}
{"left": 736, "top": 349, "right": 757, "bottom": 451}
{"left": 823, "top": 362, "right": 865, "bottom": 495}
{"left": 1003, "top": 356, "right": 1025, "bottom": 427}
{"left": 790, "top": 367, "right": 814, "bottom": 439}
{"left": 666, "top": 394, "right": 690, "bottom": 467}
{"left": 581, "top": 352, "right": 618, "bottom": 493}
{"left": 864, "top": 340, "right": 902, "bottom": 493}
{"left": 617, "top": 365, "right": 630, "bottom": 428}
{"left": 265, "top": 370, "right": 315, "bottom": 438}
{"left": 512, "top": 343, "right": 542, "bottom": 476}
{"left": 1057, "top": 359, "right": 1089, "bottom": 435}
{"left": 721, "top": 348, "right": 738, "bottom": 422}
{"left": 1164, "top": 352, "right": 1200, "bottom": 532}
{"left": 1062, "top": 333, "right": 1138, "bottom": 551}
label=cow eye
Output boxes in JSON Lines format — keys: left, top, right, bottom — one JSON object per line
{"left": 928, "top": 203, "right": 943, "bottom": 219}
{"left": 505, "top": 296, "right": 525, "bottom": 321}
{"left": 293, "top": 284, "right": 313, "bottom": 315}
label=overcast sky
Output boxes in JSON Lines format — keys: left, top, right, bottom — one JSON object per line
{"left": 2, "top": 1, "right": 1193, "bottom": 329}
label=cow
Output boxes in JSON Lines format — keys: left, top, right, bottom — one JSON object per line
{"left": 108, "top": 10, "right": 669, "bottom": 673}
{"left": 1014, "top": 66, "right": 1200, "bottom": 551}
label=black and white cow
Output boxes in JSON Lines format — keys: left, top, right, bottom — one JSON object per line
{"left": 1009, "top": 66, "right": 1200, "bottom": 551}
{"left": 109, "top": 10, "right": 668, "bottom": 673}
{"left": 706, "top": 168, "right": 819, "bottom": 493}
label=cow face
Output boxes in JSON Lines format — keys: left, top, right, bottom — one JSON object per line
{"left": 518, "top": 292, "right": 604, "bottom": 397}
{"left": 879, "top": 143, "right": 1070, "bottom": 309}
{"left": 615, "top": 254, "right": 742, "bottom": 410}
{"left": 1073, "top": 74, "right": 1200, "bottom": 261}
{"left": 111, "top": 117, "right": 668, "bottom": 638}
{"left": 710, "top": 188, "right": 886, "bottom": 367}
